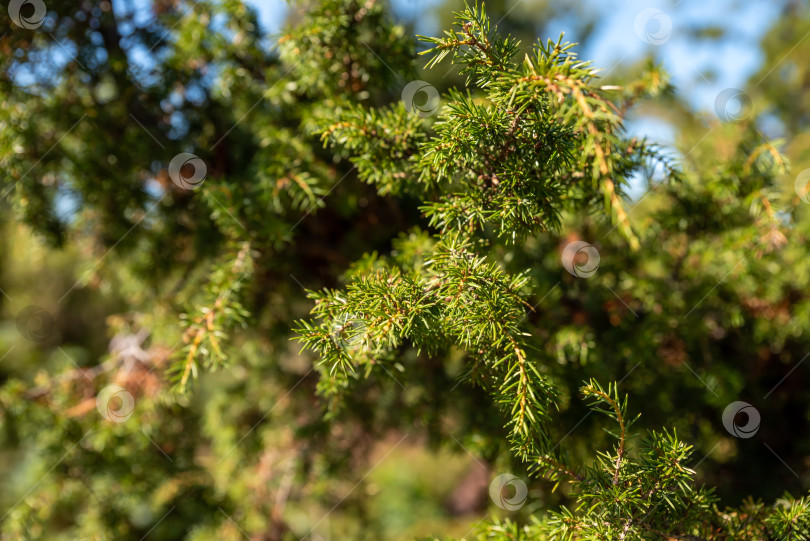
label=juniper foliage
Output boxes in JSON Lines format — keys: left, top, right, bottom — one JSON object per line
{"left": 295, "top": 3, "right": 810, "bottom": 539}
{"left": 1, "top": 0, "right": 810, "bottom": 540}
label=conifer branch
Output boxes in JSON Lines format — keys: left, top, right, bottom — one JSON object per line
{"left": 170, "top": 241, "right": 254, "bottom": 392}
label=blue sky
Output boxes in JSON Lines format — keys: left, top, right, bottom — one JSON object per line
{"left": 47, "top": 0, "right": 785, "bottom": 215}
{"left": 246, "top": 0, "right": 782, "bottom": 149}
{"left": 108, "top": 0, "right": 781, "bottom": 137}
{"left": 43, "top": 0, "right": 783, "bottom": 219}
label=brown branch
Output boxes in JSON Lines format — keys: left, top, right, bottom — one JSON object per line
{"left": 588, "top": 386, "right": 626, "bottom": 485}
{"left": 537, "top": 456, "right": 584, "bottom": 482}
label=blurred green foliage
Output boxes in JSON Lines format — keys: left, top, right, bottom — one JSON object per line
{"left": 1, "top": 0, "right": 810, "bottom": 539}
